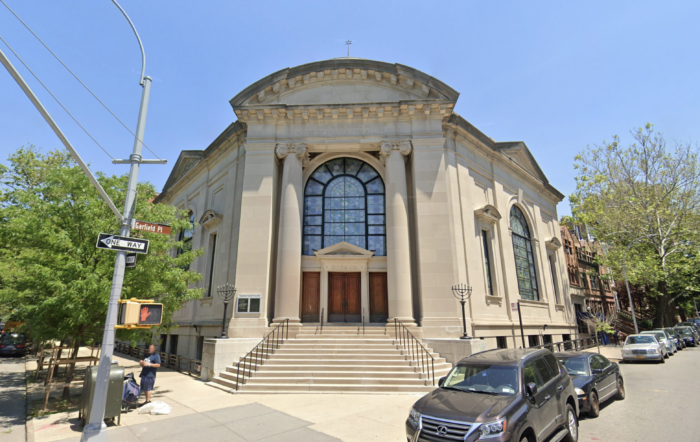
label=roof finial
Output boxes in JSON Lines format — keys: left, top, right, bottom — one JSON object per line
{"left": 345, "top": 40, "right": 352, "bottom": 58}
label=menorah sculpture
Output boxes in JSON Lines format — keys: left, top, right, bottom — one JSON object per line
{"left": 217, "top": 283, "right": 236, "bottom": 338}
{"left": 451, "top": 283, "right": 473, "bottom": 340}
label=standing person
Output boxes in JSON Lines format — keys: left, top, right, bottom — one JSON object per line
{"left": 139, "top": 344, "right": 161, "bottom": 405}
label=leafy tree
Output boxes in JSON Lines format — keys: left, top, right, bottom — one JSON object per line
{"left": 0, "top": 146, "right": 203, "bottom": 396}
{"left": 570, "top": 124, "right": 700, "bottom": 327}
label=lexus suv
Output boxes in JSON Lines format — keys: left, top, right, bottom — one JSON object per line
{"left": 406, "top": 348, "right": 579, "bottom": 442}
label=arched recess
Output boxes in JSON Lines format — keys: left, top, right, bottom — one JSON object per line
{"left": 508, "top": 204, "right": 540, "bottom": 301}
{"left": 303, "top": 151, "right": 385, "bottom": 186}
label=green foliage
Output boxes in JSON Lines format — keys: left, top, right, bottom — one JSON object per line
{"left": 0, "top": 146, "right": 203, "bottom": 344}
{"left": 570, "top": 125, "right": 700, "bottom": 326}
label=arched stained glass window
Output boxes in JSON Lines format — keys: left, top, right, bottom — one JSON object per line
{"left": 303, "top": 158, "right": 386, "bottom": 255}
{"left": 510, "top": 205, "right": 539, "bottom": 301}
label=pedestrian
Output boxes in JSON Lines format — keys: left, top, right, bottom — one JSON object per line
{"left": 139, "top": 344, "right": 161, "bottom": 405}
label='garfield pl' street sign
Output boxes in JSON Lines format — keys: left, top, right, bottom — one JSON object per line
{"left": 132, "top": 219, "right": 172, "bottom": 235}
{"left": 96, "top": 233, "right": 149, "bottom": 254}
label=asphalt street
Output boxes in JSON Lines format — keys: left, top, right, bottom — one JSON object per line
{"left": 0, "top": 356, "right": 26, "bottom": 442}
{"left": 578, "top": 345, "right": 700, "bottom": 441}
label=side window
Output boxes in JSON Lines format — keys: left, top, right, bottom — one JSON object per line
{"left": 589, "top": 356, "right": 602, "bottom": 371}
{"left": 523, "top": 361, "right": 543, "bottom": 387}
{"left": 543, "top": 354, "right": 560, "bottom": 377}
{"left": 534, "top": 357, "right": 555, "bottom": 385}
{"left": 594, "top": 355, "right": 610, "bottom": 369}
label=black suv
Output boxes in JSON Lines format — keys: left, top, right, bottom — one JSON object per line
{"left": 406, "top": 348, "right": 579, "bottom": 442}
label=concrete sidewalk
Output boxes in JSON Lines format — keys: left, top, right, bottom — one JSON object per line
{"left": 0, "top": 356, "right": 26, "bottom": 442}
{"left": 28, "top": 352, "right": 422, "bottom": 442}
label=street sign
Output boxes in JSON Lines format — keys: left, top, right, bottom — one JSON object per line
{"left": 511, "top": 302, "right": 518, "bottom": 311}
{"left": 132, "top": 219, "right": 171, "bottom": 235}
{"left": 125, "top": 253, "right": 137, "bottom": 268}
{"left": 96, "top": 233, "right": 149, "bottom": 254}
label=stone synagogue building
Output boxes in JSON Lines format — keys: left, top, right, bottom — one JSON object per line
{"left": 154, "top": 58, "right": 577, "bottom": 391}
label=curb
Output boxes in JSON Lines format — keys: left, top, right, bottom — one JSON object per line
{"left": 25, "top": 356, "right": 35, "bottom": 442}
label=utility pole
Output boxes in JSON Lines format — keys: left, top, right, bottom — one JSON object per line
{"left": 346, "top": 40, "right": 352, "bottom": 58}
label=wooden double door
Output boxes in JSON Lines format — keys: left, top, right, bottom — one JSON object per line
{"left": 300, "top": 272, "right": 388, "bottom": 323}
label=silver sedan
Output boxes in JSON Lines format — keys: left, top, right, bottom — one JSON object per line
{"left": 621, "top": 334, "right": 666, "bottom": 363}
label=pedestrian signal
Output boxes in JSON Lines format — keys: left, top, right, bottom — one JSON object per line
{"left": 116, "top": 299, "right": 163, "bottom": 329}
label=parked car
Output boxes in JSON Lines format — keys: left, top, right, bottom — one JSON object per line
{"left": 677, "top": 321, "right": 700, "bottom": 335}
{"left": 662, "top": 328, "right": 685, "bottom": 349}
{"left": 406, "top": 348, "right": 579, "bottom": 442}
{"left": 656, "top": 329, "right": 682, "bottom": 351}
{"left": 0, "top": 333, "right": 27, "bottom": 356}
{"left": 674, "top": 326, "right": 697, "bottom": 347}
{"left": 640, "top": 330, "right": 675, "bottom": 355}
{"left": 621, "top": 334, "right": 666, "bottom": 363}
{"left": 554, "top": 352, "right": 625, "bottom": 418}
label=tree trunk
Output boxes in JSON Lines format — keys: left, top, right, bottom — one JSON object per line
{"left": 53, "top": 339, "right": 65, "bottom": 377}
{"left": 62, "top": 339, "right": 80, "bottom": 401}
{"left": 653, "top": 280, "right": 670, "bottom": 328}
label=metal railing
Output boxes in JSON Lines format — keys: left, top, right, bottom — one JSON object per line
{"left": 535, "top": 336, "right": 597, "bottom": 353}
{"left": 394, "top": 319, "right": 435, "bottom": 386}
{"left": 362, "top": 308, "right": 365, "bottom": 335}
{"left": 320, "top": 308, "right": 324, "bottom": 335}
{"left": 231, "top": 319, "right": 289, "bottom": 391}
{"left": 114, "top": 341, "right": 201, "bottom": 377}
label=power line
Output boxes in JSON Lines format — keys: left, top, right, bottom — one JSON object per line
{"left": 0, "top": 0, "right": 163, "bottom": 160}
{"left": 0, "top": 34, "right": 115, "bottom": 160}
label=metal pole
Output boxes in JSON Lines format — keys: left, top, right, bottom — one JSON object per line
{"left": 694, "top": 299, "right": 699, "bottom": 318}
{"left": 0, "top": 49, "right": 123, "bottom": 222}
{"left": 460, "top": 301, "right": 469, "bottom": 339}
{"left": 517, "top": 301, "right": 526, "bottom": 348}
{"left": 221, "top": 301, "right": 229, "bottom": 338}
{"left": 622, "top": 246, "right": 639, "bottom": 334}
{"left": 81, "top": 77, "right": 152, "bottom": 442}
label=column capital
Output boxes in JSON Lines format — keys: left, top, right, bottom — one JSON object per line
{"left": 275, "top": 142, "right": 307, "bottom": 159}
{"left": 380, "top": 139, "right": 412, "bottom": 156}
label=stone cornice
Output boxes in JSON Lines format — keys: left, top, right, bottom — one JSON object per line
{"left": 235, "top": 101, "right": 454, "bottom": 123}
{"left": 474, "top": 204, "right": 502, "bottom": 225}
{"left": 230, "top": 59, "right": 460, "bottom": 108}
{"left": 545, "top": 237, "right": 562, "bottom": 251}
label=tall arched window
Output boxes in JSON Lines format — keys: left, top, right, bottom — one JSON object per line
{"left": 177, "top": 211, "right": 195, "bottom": 256}
{"left": 303, "top": 158, "right": 386, "bottom": 256}
{"left": 510, "top": 205, "right": 539, "bottom": 301}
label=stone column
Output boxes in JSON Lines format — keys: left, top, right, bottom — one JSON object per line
{"left": 381, "top": 140, "right": 415, "bottom": 325}
{"left": 273, "top": 143, "right": 306, "bottom": 324}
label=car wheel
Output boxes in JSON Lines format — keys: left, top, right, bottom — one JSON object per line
{"left": 615, "top": 377, "right": 625, "bottom": 400}
{"left": 659, "top": 355, "right": 665, "bottom": 364}
{"left": 664, "top": 351, "right": 669, "bottom": 359}
{"left": 562, "top": 404, "right": 579, "bottom": 442}
{"left": 588, "top": 391, "right": 600, "bottom": 418}
{"left": 520, "top": 437, "right": 530, "bottom": 442}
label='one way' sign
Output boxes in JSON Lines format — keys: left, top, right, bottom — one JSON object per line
{"left": 96, "top": 233, "right": 149, "bottom": 254}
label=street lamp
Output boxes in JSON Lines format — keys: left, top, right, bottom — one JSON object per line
{"left": 451, "top": 284, "right": 473, "bottom": 340}
{"left": 217, "top": 283, "right": 236, "bottom": 338}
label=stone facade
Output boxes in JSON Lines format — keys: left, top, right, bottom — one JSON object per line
{"left": 154, "top": 58, "right": 576, "bottom": 359}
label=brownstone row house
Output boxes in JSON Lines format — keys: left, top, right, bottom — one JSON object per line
{"left": 560, "top": 223, "right": 617, "bottom": 335}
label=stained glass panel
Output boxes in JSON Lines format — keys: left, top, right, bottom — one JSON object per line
{"left": 303, "top": 158, "right": 386, "bottom": 255}
{"left": 305, "top": 180, "right": 324, "bottom": 195}
{"left": 357, "top": 164, "right": 378, "bottom": 182}
{"left": 366, "top": 178, "right": 384, "bottom": 194}
{"left": 510, "top": 205, "right": 538, "bottom": 301}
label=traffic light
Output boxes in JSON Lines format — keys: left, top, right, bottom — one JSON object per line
{"left": 116, "top": 299, "right": 163, "bottom": 329}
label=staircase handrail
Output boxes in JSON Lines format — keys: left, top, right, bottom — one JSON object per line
{"left": 232, "top": 318, "right": 289, "bottom": 391}
{"left": 394, "top": 319, "right": 435, "bottom": 386}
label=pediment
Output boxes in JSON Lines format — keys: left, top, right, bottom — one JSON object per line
{"left": 496, "top": 142, "right": 548, "bottom": 183}
{"left": 200, "top": 210, "right": 223, "bottom": 228}
{"left": 545, "top": 237, "right": 562, "bottom": 251}
{"left": 230, "top": 59, "right": 459, "bottom": 110}
{"left": 160, "top": 151, "right": 204, "bottom": 193}
{"left": 314, "top": 241, "right": 374, "bottom": 257}
{"left": 475, "top": 204, "right": 502, "bottom": 225}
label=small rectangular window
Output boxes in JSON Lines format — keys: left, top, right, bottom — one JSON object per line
{"left": 528, "top": 335, "right": 540, "bottom": 348}
{"left": 206, "top": 234, "right": 217, "bottom": 297}
{"left": 482, "top": 230, "right": 494, "bottom": 297}
{"left": 237, "top": 295, "right": 261, "bottom": 313}
{"left": 496, "top": 337, "right": 508, "bottom": 349}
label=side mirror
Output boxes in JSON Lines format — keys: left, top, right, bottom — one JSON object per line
{"left": 438, "top": 377, "right": 447, "bottom": 387}
{"left": 525, "top": 382, "right": 538, "bottom": 397}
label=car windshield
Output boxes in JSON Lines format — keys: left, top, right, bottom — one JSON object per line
{"left": 443, "top": 364, "right": 519, "bottom": 395}
{"left": 677, "top": 327, "right": 693, "bottom": 335}
{"left": 642, "top": 332, "right": 666, "bottom": 340}
{"left": 556, "top": 357, "right": 589, "bottom": 376}
{"left": 1, "top": 334, "right": 25, "bottom": 345}
{"left": 626, "top": 335, "right": 657, "bottom": 345}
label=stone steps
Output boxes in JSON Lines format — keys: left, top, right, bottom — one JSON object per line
{"left": 209, "top": 327, "right": 451, "bottom": 394}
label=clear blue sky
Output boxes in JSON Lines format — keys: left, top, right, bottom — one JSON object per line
{"left": 2, "top": 1, "right": 699, "bottom": 217}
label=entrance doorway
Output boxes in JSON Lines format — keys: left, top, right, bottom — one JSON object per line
{"left": 369, "top": 272, "right": 388, "bottom": 323}
{"left": 301, "top": 272, "right": 321, "bottom": 322}
{"left": 328, "top": 272, "right": 361, "bottom": 322}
